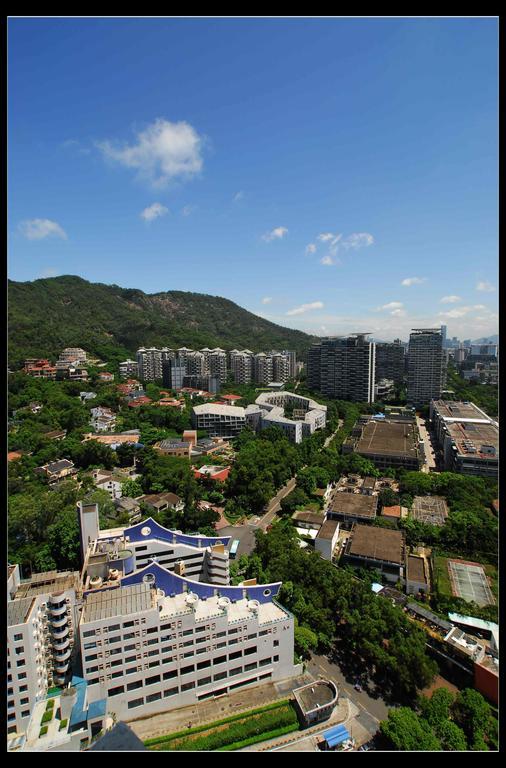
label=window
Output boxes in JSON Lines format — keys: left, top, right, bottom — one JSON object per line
{"left": 214, "top": 655, "right": 226, "bottom": 665}
{"left": 85, "top": 653, "right": 98, "bottom": 662}
{"left": 110, "top": 648, "right": 122, "bottom": 656}
{"left": 195, "top": 626, "right": 206, "bottom": 633}
{"left": 274, "top": 640, "right": 279, "bottom": 647}
{"left": 14, "top": 633, "right": 23, "bottom": 641}
{"left": 181, "top": 664, "right": 194, "bottom": 675}
{"left": 197, "top": 676, "right": 211, "bottom": 687}
{"left": 273, "top": 655, "right": 279, "bottom": 662}
{"left": 229, "top": 638, "right": 239, "bottom": 645}
{"left": 146, "top": 690, "right": 162, "bottom": 703}
{"left": 7, "top": 688, "right": 13, "bottom": 696}
{"left": 164, "top": 687, "right": 178, "bottom": 697}
{"left": 123, "top": 620, "right": 135, "bottom": 628}
{"left": 125, "top": 668, "right": 137, "bottom": 676}
{"left": 83, "top": 630, "right": 95, "bottom": 638}
{"left": 196, "top": 636, "right": 208, "bottom": 644}
{"left": 248, "top": 633, "right": 257, "bottom": 640}
{"left": 19, "top": 685, "right": 28, "bottom": 692}
{"left": 111, "top": 671, "right": 123, "bottom": 679}
{"left": 16, "top": 659, "right": 25, "bottom": 667}
{"left": 197, "top": 660, "right": 211, "bottom": 670}
{"left": 147, "top": 627, "right": 158, "bottom": 635}
{"left": 87, "top": 666, "right": 99, "bottom": 674}
{"left": 147, "top": 639, "right": 158, "bottom": 646}
{"left": 88, "top": 678, "right": 100, "bottom": 685}
{"left": 182, "top": 629, "right": 193, "bottom": 636}
{"left": 245, "top": 662, "right": 257, "bottom": 672}
{"left": 20, "top": 709, "right": 30, "bottom": 718}
{"left": 109, "top": 636, "right": 121, "bottom": 644}
{"left": 108, "top": 624, "right": 120, "bottom": 631}
{"left": 213, "top": 671, "right": 227, "bottom": 681}
{"left": 145, "top": 674, "right": 160, "bottom": 686}
{"left": 125, "top": 655, "right": 136, "bottom": 664}
{"left": 84, "top": 642, "right": 97, "bottom": 650}
{"left": 148, "top": 661, "right": 159, "bottom": 668}
{"left": 259, "top": 658, "right": 272, "bottom": 667}
{"left": 8, "top": 700, "right": 14, "bottom": 708}
{"left": 229, "top": 628, "right": 238, "bottom": 634}
{"left": 124, "top": 644, "right": 136, "bottom": 652}
{"left": 124, "top": 632, "right": 135, "bottom": 640}
{"left": 163, "top": 670, "right": 177, "bottom": 680}
{"left": 244, "top": 646, "right": 257, "bottom": 656}
{"left": 229, "top": 666, "right": 242, "bottom": 676}
{"left": 109, "top": 685, "right": 125, "bottom": 697}
{"left": 181, "top": 681, "right": 195, "bottom": 691}
{"left": 229, "top": 651, "right": 242, "bottom": 660}
{"left": 127, "top": 698, "right": 144, "bottom": 709}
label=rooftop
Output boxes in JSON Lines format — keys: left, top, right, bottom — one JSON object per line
{"left": 354, "top": 419, "right": 420, "bottom": 458}
{"left": 382, "top": 505, "right": 401, "bottom": 518}
{"left": 82, "top": 583, "right": 155, "bottom": 622}
{"left": 444, "top": 420, "right": 499, "bottom": 460}
{"left": 8, "top": 597, "right": 35, "bottom": 626}
{"left": 192, "top": 403, "right": 246, "bottom": 417}
{"left": 412, "top": 496, "right": 449, "bottom": 525}
{"left": 431, "top": 400, "right": 493, "bottom": 422}
{"left": 316, "top": 519, "right": 340, "bottom": 540}
{"left": 347, "top": 524, "right": 405, "bottom": 565}
{"left": 329, "top": 493, "right": 377, "bottom": 519}
{"left": 291, "top": 510, "right": 325, "bottom": 527}
{"left": 14, "top": 570, "right": 80, "bottom": 599}
{"left": 293, "top": 679, "right": 338, "bottom": 714}
{"left": 407, "top": 555, "right": 427, "bottom": 584}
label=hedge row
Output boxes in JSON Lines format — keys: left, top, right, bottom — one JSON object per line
{"left": 144, "top": 699, "right": 290, "bottom": 747}
{"left": 218, "top": 722, "right": 299, "bottom": 751}
{"left": 148, "top": 704, "right": 298, "bottom": 751}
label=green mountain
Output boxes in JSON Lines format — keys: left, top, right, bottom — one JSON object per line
{"left": 8, "top": 275, "right": 317, "bottom": 368}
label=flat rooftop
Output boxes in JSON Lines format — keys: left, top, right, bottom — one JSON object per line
{"left": 8, "top": 597, "right": 35, "bottom": 626}
{"left": 347, "top": 524, "right": 405, "bottom": 565}
{"left": 293, "top": 680, "right": 338, "bottom": 714}
{"left": 445, "top": 421, "right": 498, "bottom": 460}
{"left": 82, "top": 583, "right": 155, "bottom": 623}
{"left": 407, "top": 555, "right": 427, "bottom": 584}
{"left": 329, "top": 493, "right": 377, "bottom": 519}
{"left": 432, "top": 400, "right": 491, "bottom": 421}
{"left": 158, "top": 592, "right": 288, "bottom": 625}
{"left": 15, "top": 571, "right": 80, "bottom": 599}
{"left": 316, "top": 519, "right": 340, "bottom": 540}
{"left": 355, "top": 419, "right": 420, "bottom": 458}
{"left": 292, "top": 511, "right": 325, "bottom": 527}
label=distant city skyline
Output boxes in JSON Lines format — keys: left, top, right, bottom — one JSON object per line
{"left": 8, "top": 17, "right": 498, "bottom": 342}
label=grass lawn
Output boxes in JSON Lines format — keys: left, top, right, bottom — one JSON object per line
{"left": 433, "top": 555, "right": 453, "bottom": 597}
{"left": 144, "top": 700, "right": 299, "bottom": 751}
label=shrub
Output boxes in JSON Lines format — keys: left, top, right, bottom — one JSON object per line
{"left": 39, "top": 725, "right": 48, "bottom": 737}
{"left": 46, "top": 699, "right": 55, "bottom": 710}
{"left": 59, "top": 719, "right": 68, "bottom": 731}
{"left": 41, "top": 710, "right": 53, "bottom": 724}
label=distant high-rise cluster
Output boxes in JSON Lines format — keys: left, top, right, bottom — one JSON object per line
{"left": 307, "top": 334, "right": 376, "bottom": 403}
{"left": 135, "top": 346, "right": 296, "bottom": 386}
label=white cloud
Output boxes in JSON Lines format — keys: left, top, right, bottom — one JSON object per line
{"left": 140, "top": 202, "right": 169, "bottom": 222}
{"left": 320, "top": 255, "right": 336, "bottom": 266}
{"left": 233, "top": 190, "right": 244, "bottom": 202}
{"left": 262, "top": 226, "right": 288, "bottom": 242}
{"left": 476, "top": 280, "right": 495, "bottom": 292}
{"left": 390, "top": 308, "right": 407, "bottom": 317}
{"left": 317, "top": 232, "right": 336, "bottom": 242}
{"left": 440, "top": 295, "right": 462, "bottom": 304}
{"left": 401, "top": 276, "right": 427, "bottom": 286}
{"left": 181, "top": 204, "right": 195, "bottom": 217}
{"left": 341, "top": 232, "right": 374, "bottom": 249}
{"left": 305, "top": 243, "right": 317, "bottom": 256}
{"left": 262, "top": 297, "right": 273, "bottom": 305}
{"left": 19, "top": 219, "right": 67, "bottom": 240}
{"left": 377, "top": 301, "right": 404, "bottom": 311}
{"left": 286, "top": 301, "right": 324, "bottom": 316}
{"left": 97, "top": 118, "right": 204, "bottom": 188}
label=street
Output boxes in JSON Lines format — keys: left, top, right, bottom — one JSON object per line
{"left": 306, "top": 653, "right": 390, "bottom": 739}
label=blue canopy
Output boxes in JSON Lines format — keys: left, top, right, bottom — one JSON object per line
{"left": 323, "top": 724, "right": 350, "bottom": 748}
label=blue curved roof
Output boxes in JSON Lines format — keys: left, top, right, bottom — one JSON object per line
{"left": 124, "top": 517, "right": 231, "bottom": 549}
{"left": 121, "top": 560, "right": 281, "bottom": 604}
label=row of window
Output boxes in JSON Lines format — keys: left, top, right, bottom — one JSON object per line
{"left": 125, "top": 671, "right": 273, "bottom": 709}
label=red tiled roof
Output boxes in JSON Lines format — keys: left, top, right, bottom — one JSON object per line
{"left": 222, "top": 394, "right": 242, "bottom": 401}
{"left": 8, "top": 451, "right": 23, "bottom": 462}
{"left": 382, "top": 505, "right": 401, "bottom": 518}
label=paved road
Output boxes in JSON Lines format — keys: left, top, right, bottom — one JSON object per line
{"left": 323, "top": 419, "right": 343, "bottom": 448}
{"left": 307, "top": 654, "right": 390, "bottom": 739}
{"left": 416, "top": 415, "right": 437, "bottom": 473}
{"left": 254, "top": 477, "right": 297, "bottom": 530}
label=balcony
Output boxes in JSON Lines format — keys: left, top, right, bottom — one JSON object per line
{"left": 49, "top": 615, "right": 68, "bottom": 628}
{"left": 47, "top": 603, "right": 67, "bottom": 617}
{"left": 51, "top": 625, "right": 70, "bottom": 640}
{"left": 52, "top": 636, "right": 71, "bottom": 651}
{"left": 53, "top": 647, "right": 71, "bottom": 662}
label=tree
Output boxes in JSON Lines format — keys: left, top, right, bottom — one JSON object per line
{"left": 294, "top": 625, "right": 318, "bottom": 659}
{"left": 121, "top": 479, "right": 143, "bottom": 498}
{"left": 380, "top": 708, "right": 441, "bottom": 751}
{"left": 451, "top": 689, "right": 496, "bottom": 749}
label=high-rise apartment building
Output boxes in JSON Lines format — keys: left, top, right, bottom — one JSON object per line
{"left": 136, "top": 348, "right": 175, "bottom": 382}
{"left": 281, "top": 350, "right": 297, "bottom": 379}
{"left": 254, "top": 353, "right": 274, "bottom": 385}
{"left": 407, "top": 328, "right": 445, "bottom": 408}
{"left": 230, "top": 351, "right": 253, "bottom": 385}
{"left": 208, "top": 350, "right": 228, "bottom": 383}
{"left": 185, "top": 351, "right": 207, "bottom": 377}
{"left": 375, "top": 341, "right": 405, "bottom": 386}
{"left": 307, "top": 335, "right": 376, "bottom": 403}
{"left": 272, "top": 353, "right": 291, "bottom": 383}
{"left": 162, "top": 358, "right": 186, "bottom": 389}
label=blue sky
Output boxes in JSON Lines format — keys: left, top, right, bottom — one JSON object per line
{"left": 8, "top": 17, "right": 498, "bottom": 341}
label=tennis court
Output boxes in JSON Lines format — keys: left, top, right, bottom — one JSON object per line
{"left": 447, "top": 559, "right": 495, "bottom": 607}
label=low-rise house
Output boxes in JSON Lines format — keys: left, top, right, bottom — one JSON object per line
{"left": 23, "top": 359, "right": 57, "bottom": 379}
{"left": 342, "top": 524, "right": 406, "bottom": 584}
{"left": 138, "top": 492, "right": 185, "bottom": 514}
{"left": 193, "top": 465, "right": 231, "bottom": 483}
{"left": 98, "top": 372, "right": 114, "bottom": 382}
{"left": 127, "top": 396, "right": 153, "bottom": 408}
{"left": 90, "top": 406, "right": 117, "bottom": 432}
{"left": 43, "top": 429, "right": 67, "bottom": 441}
{"left": 182, "top": 430, "right": 198, "bottom": 447}
{"left": 406, "top": 554, "right": 429, "bottom": 596}
{"left": 80, "top": 391, "right": 97, "bottom": 403}
{"left": 112, "top": 496, "right": 142, "bottom": 523}
{"left": 81, "top": 432, "right": 141, "bottom": 448}
{"left": 326, "top": 491, "right": 378, "bottom": 528}
{"left": 154, "top": 440, "right": 191, "bottom": 458}
{"left": 315, "top": 519, "right": 340, "bottom": 561}
{"left": 92, "top": 470, "right": 124, "bottom": 500}
{"left": 35, "top": 459, "right": 77, "bottom": 485}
